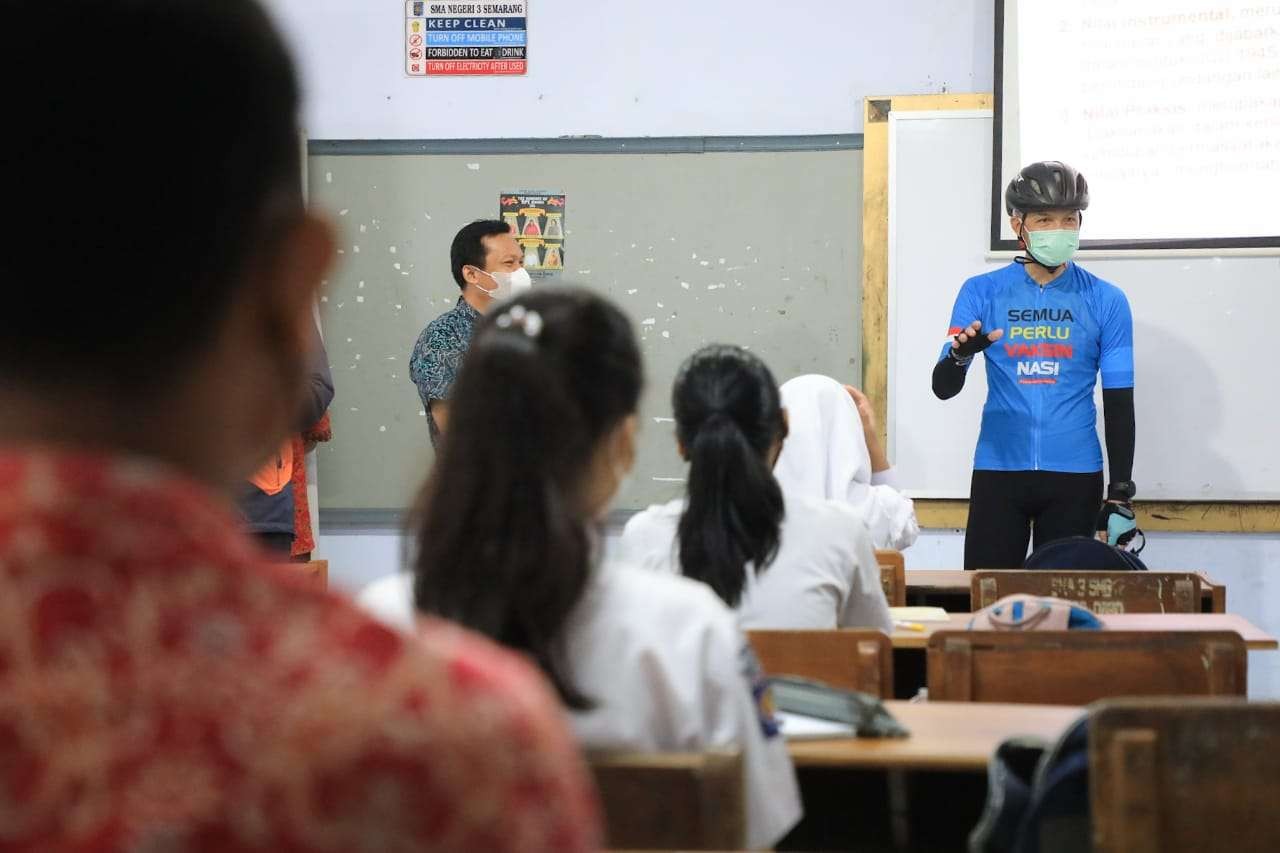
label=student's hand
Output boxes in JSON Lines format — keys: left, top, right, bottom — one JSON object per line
{"left": 844, "top": 385, "right": 878, "bottom": 437}
{"left": 951, "top": 321, "right": 1004, "bottom": 357}
{"left": 844, "top": 385, "right": 891, "bottom": 473}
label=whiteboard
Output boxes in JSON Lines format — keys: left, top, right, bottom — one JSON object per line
{"left": 887, "top": 110, "right": 1280, "bottom": 501}
{"left": 998, "top": 0, "right": 1280, "bottom": 247}
{"left": 264, "top": 0, "right": 992, "bottom": 139}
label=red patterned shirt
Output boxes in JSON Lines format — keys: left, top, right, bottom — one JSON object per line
{"left": 0, "top": 449, "right": 601, "bottom": 851}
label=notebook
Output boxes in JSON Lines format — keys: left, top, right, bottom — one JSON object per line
{"left": 776, "top": 711, "right": 856, "bottom": 740}
{"left": 889, "top": 606, "right": 951, "bottom": 622}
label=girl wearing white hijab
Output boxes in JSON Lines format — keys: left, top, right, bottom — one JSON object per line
{"left": 774, "top": 374, "right": 919, "bottom": 551}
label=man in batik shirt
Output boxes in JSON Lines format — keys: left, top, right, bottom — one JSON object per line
{"left": 409, "top": 220, "right": 528, "bottom": 445}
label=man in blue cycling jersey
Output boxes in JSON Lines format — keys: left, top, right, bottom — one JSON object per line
{"left": 932, "top": 161, "right": 1136, "bottom": 569}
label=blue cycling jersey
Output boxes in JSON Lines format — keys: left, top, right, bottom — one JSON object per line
{"left": 940, "top": 262, "right": 1134, "bottom": 473}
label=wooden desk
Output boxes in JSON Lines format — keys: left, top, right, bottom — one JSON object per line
{"left": 905, "top": 570, "right": 1225, "bottom": 613}
{"left": 788, "top": 700, "right": 1082, "bottom": 771}
{"left": 890, "top": 612, "right": 1277, "bottom": 650}
{"left": 787, "top": 701, "right": 1081, "bottom": 849}
{"left": 904, "top": 570, "right": 970, "bottom": 595}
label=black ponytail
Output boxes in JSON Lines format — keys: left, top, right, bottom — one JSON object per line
{"left": 673, "top": 345, "right": 786, "bottom": 607}
{"left": 410, "top": 289, "right": 642, "bottom": 709}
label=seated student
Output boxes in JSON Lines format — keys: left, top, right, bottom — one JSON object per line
{"left": 773, "top": 374, "right": 920, "bottom": 551}
{"left": 0, "top": 2, "right": 598, "bottom": 849}
{"left": 619, "top": 346, "right": 894, "bottom": 633}
{"left": 359, "top": 290, "right": 801, "bottom": 849}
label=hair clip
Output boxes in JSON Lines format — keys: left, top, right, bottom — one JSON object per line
{"left": 495, "top": 305, "right": 543, "bottom": 339}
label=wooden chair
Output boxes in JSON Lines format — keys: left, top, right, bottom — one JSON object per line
{"left": 876, "top": 549, "right": 906, "bottom": 606}
{"left": 294, "top": 559, "right": 328, "bottom": 589}
{"left": 970, "top": 570, "right": 1201, "bottom": 614}
{"left": 927, "top": 630, "right": 1246, "bottom": 704}
{"left": 1091, "top": 698, "right": 1280, "bottom": 853}
{"left": 588, "top": 749, "right": 743, "bottom": 850}
{"left": 1198, "top": 572, "right": 1227, "bottom": 612}
{"left": 748, "top": 629, "right": 893, "bottom": 697}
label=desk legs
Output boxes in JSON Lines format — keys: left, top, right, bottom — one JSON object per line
{"left": 894, "top": 648, "right": 927, "bottom": 700}
{"left": 782, "top": 767, "right": 989, "bottom": 851}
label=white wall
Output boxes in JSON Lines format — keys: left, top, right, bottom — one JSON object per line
{"left": 320, "top": 527, "right": 1280, "bottom": 699}
{"left": 319, "top": 529, "right": 406, "bottom": 593}
{"left": 265, "top": 0, "right": 995, "bottom": 138}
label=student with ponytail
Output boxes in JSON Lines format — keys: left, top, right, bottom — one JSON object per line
{"left": 621, "top": 345, "right": 893, "bottom": 633}
{"left": 358, "top": 290, "right": 801, "bottom": 849}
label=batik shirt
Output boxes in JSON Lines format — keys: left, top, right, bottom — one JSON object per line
{"left": 0, "top": 448, "right": 600, "bottom": 851}
{"left": 409, "top": 297, "right": 482, "bottom": 446}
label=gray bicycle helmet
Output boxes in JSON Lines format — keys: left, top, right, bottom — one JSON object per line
{"left": 1005, "top": 161, "right": 1090, "bottom": 215}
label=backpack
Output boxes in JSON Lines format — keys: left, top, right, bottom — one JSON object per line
{"left": 1024, "top": 535, "right": 1148, "bottom": 572}
{"left": 967, "top": 594, "right": 1102, "bottom": 631}
{"left": 969, "top": 714, "right": 1092, "bottom": 853}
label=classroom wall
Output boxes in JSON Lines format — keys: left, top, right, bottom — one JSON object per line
{"left": 319, "top": 528, "right": 1280, "bottom": 701}
{"left": 264, "top": 0, "right": 995, "bottom": 138}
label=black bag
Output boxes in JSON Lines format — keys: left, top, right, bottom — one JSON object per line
{"left": 969, "top": 715, "right": 1091, "bottom": 853}
{"left": 1024, "top": 535, "right": 1147, "bottom": 571}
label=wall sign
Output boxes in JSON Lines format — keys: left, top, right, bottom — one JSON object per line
{"left": 406, "top": 1, "right": 528, "bottom": 76}
{"left": 500, "top": 191, "right": 565, "bottom": 277}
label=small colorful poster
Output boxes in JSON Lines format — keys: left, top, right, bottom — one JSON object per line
{"left": 500, "top": 191, "right": 565, "bottom": 275}
{"left": 406, "top": 1, "right": 528, "bottom": 77}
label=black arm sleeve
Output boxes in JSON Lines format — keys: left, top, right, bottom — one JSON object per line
{"left": 298, "top": 325, "right": 335, "bottom": 428}
{"left": 932, "top": 356, "right": 968, "bottom": 400}
{"left": 1102, "top": 387, "right": 1135, "bottom": 484}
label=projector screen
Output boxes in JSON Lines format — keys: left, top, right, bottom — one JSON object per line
{"left": 995, "top": 0, "right": 1280, "bottom": 251}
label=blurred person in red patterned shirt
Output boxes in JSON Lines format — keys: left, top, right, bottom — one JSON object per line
{"left": 0, "top": 1, "right": 601, "bottom": 850}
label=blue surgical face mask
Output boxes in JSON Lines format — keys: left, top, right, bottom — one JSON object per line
{"left": 1024, "top": 228, "right": 1080, "bottom": 268}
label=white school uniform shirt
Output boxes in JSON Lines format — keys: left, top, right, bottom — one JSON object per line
{"left": 774, "top": 374, "right": 920, "bottom": 552}
{"left": 618, "top": 492, "right": 895, "bottom": 634}
{"left": 356, "top": 563, "right": 802, "bottom": 850}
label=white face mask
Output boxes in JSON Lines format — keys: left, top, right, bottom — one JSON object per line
{"left": 475, "top": 267, "right": 532, "bottom": 301}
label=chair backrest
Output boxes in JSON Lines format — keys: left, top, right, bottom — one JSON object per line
{"left": 1199, "top": 572, "right": 1226, "bottom": 612}
{"left": 927, "top": 630, "right": 1246, "bottom": 704}
{"left": 876, "top": 549, "right": 906, "bottom": 607}
{"left": 303, "top": 559, "right": 328, "bottom": 588}
{"left": 747, "top": 629, "right": 893, "bottom": 697}
{"left": 1091, "top": 698, "right": 1280, "bottom": 853}
{"left": 589, "top": 749, "right": 744, "bottom": 850}
{"left": 971, "top": 570, "right": 1200, "bottom": 614}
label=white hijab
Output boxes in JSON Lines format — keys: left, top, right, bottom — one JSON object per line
{"left": 774, "top": 374, "right": 919, "bottom": 551}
